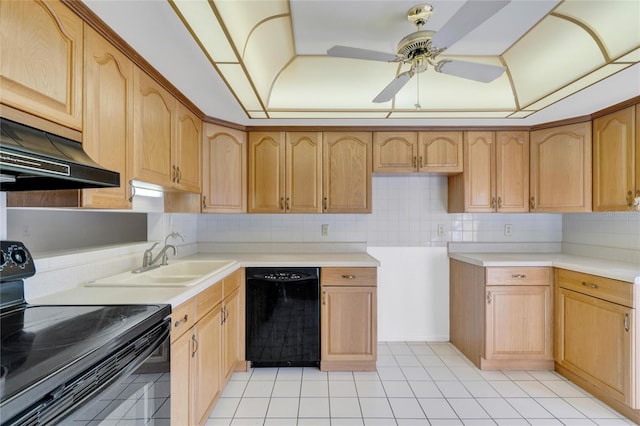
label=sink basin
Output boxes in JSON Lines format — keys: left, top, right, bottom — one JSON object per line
{"left": 85, "top": 259, "right": 235, "bottom": 287}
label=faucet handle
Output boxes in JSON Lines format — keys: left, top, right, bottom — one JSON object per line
{"left": 143, "top": 242, "right": 159, "bottom": 267}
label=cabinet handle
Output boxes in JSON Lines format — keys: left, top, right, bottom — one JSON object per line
{"left": 624, "top": 313, "right": 630, "bottom": 332}
{"left": 221, "top": 307, "right": 226, "bottom": 325}
{"left": 202, "top": 196, "right": 207, "bottom": 209}
{"left": 511, "top": 274, "right": 526, "bottom": 279}
{"left": 176, "top": 166, "right": 182, "bottom": 183}
{"left": 174, "top": 314, "right": 188, "bottom": 328}
{"left": 323, "top": 197, "right": 328, "bottom": 211}
{"left": 172, "top": 165, "right": 178, "bottom": 182}
{"left": 191, "top": 334, "right": 198, "bottom": 358}
{"left": 128, "top": 180, "right": 135, "bottom": 202}
{"left": 279, "top": 197, "right": 284, "bottom": 211}
{"left": 491, "top": 197, "right": 497, "bottom": 209}
{"left": 322, "top": 291, "right": 327, "bottom": 305}
{"left": 341, "top": 274, "right": 356, "bottom": 279}
{"left": 419, "top": 156, "right": 423, "bottom": 168}
{"left": 412, "top": 156, "right": 417, "bottom": 168}
{"left": 224, "top": 306, "right": 229, "bottom": 324}
{"left": 497, "top": 197, "right": 502, "bottom": 209}
{"left": 627, "top": 191, "right": 634, "bottom": 208}
{"left": 530, "top": 196, "right": 536, "bottom": 210}
{"left": 487, "top": 291, "right": 492, "bottom": 305}
{"left": 285, "top": 197, "right": 290, "bottom": 211}
{"left": 581, "top": 281, "right": 599, "bottom": 289}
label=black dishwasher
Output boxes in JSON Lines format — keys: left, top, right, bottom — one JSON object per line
{"left": 246, "top": 267, "right": 320, "bottom": 367}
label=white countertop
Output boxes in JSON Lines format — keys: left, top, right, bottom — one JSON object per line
{"left": 28, "top": 251, "right": 380, "bottom": 308}
{"left": 448, "top": 252, "right": 640, "bottom": 285}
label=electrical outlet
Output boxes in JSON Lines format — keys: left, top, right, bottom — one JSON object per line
{"left": 321, "top": 224, "right": 329, "bottom": 236}
{"left": 437, "top": 224, "right": 445, "bottom": 237}
{"left": 22, "top": 225, "right": 30, "bottom": 237}
{"left": 504, "top": 224, "right": 513, "bottom": 236}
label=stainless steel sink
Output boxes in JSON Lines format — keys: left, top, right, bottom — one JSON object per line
{"left": 85, "top": 259, "right": 235, "bottom": 287}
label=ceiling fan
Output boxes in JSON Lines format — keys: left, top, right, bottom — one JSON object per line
{"left": 327, "top": 1, "right": 510, "bottom": 103}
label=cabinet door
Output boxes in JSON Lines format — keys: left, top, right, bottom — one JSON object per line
{"left": 193, "top": 305, "right": 223, "bottom": 425}
{"left": 593, "top": 106, "right": 636, "bottom": 211}
{"left": 82, "top": 26, "right": 133, "bottom": 209}
{"left": 496, "top": 131, "right": 529, "bottom": 212}
{"left": 321, "top": 286, "right": 376, "bottom": 363}
{"left": 171, "top": 329, "right": 194, "bottom": 426}
{"left": 323, "top": 132, "right": 372, "bottom": 213}
{"left": 556, "top": 288, "right": 635, "bottom": 407}
{"left": 223, "top": 288, "right": 241, "bottom": 382}
{"left": 373, "top": 132, "right": 418, "bottom": 172}
{"left": 485, "top": 285, "right": 552, "bottom": 360}
{"left": 286, "top": 132, "right": 322, "bottom": 213}
{"left": 530, "top": 122, "right": 592, "bottom": 212}
{"left": 463, "top": 131, "right": 495, "bottom": 212}
{"left": 248, "top": 132, "right": 285, "bottom": 212}
{"left": 0, "top": 0, "right": 83, "bottom": 129}
{"left": 174, "top": 104, "right": 202, "bottom": 193}
{"left": 133, "top": 68, "right": 175, "bottom": 187}
{"left": 418, "top": 132, "right": 463, "bottom": 173}
{"left": 202, "top": 124, "right": 247, "bottom": 213}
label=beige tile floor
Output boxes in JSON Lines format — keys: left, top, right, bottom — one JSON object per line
{"left": 207, "top": 342, "right": 637, "bottom": 426}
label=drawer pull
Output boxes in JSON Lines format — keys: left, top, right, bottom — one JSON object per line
{"left": 174, "top": 314, "right": 189, "bottom": 327}
{"left": 487, "top": 291, "right": 492, "bottom": 305}
{"left": 191, "top": 334, "right": 198, "bottom": 358}
{"left": 624, "top": 313, "right": 630, "bottom": 332}
{"left": 582, "top": 281, "right": 599, "bottom": 289}
{"left": 341, "top": 274, "right": 356, "bottom": 279}
{"left": 511, "top": 274, "right": 526, "bottom": 279}
{"left": 322, "top": 291, "right": 326, "bottom": 305}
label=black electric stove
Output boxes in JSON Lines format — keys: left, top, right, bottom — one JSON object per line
{"left": 0, "top": 241, "right": 171, "bottom": 425}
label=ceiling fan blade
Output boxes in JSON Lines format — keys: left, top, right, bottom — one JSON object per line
{"left": 431, "top": 1, "right": 510, "bottom": 50}
{"left": 327, "top": 45, "right": 400, "bottom": 62}
{"left": 435, "top": 60, "right": 505, "bottom": 83}
{"left": 372, "top": 71, "right": 413, "bottom": 103}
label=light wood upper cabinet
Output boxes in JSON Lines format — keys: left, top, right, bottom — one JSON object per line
{"left": 248, "top": 131, "right": 322, "bottom": 213}
{"left": 0, "top": 0, "right": 83, "bottom": 130}
{"left": 530, "top": 121, "right": 592, "bottom": 212}
{"left": 448, "top": 131, "right": 529, "bottom": 213}
{"left": 418, "top": 132, "right": 463, "bottom": 173}
{"left": 174, "top": 103, "right": 202, "bottom": 192}
{"left": 593, "top": 105, "right": 638, "bottom": 211}
{"left": 202, "top": 124, "right": 247, "bottom": 213}
{"left": 248, "top": 131, "right": 285, "bottom": 212}
{"left": 133, "top": 67, "right": 175, "bottom": 187}
{"left": 82, "top": 25, "right": 133, "bottom": 209}
{"left": 373, "top": 131, "right": 462, "bottom": 174}
{"left": 323, "top": 132, "right": 372, "bottom": 213}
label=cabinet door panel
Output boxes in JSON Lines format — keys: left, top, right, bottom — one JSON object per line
{"left": 193, "top": 306, "right": 222, "bottom": 425}
{"left": 321, "top": 286, "right": 376, "bottom": 361}
{"left": 593, "top": 106, "right": 636, "bottom": 211}
{"left": 557, "top": 288, "right": 634, "bottom": 406}
{"left": 248, "top": 132, "right": 285, "bottom": 212}
{"left": 175, "top": 104, "right": 201, "bottom": 192}
{"left": 1, "top": 0, "right": 83, "bottom": 129}
{"left": 418, "top": 132, "right": 463, "bottom": 173}
{"left": 82, "top": 26, "right": 132, "bottom": 209}
{"left": 286, "top": 132, "right": 322, "bottom": 213}
{"left": 223, "top": 288, "right": 241, "bottom": 382}
{"left": 202, "top": 124, "right": 247, "bottom": 213}
{"left": 496, "top": 131, "right": 529, "bottom": 212}
{"left": 373, "top": 132, "right": 417, "bottom": 172}
{"left": 464, "top": 132, "right": 495, "bottom": 212}
{"left": 486, "top": 286, "right": 552, "bottom": 360}
{"left": 171, "top": 330, "right": 193, "bottom": 426}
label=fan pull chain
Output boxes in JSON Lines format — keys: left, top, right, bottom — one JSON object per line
{"left": 415, "top": 72, "right": 421, "bottom": 110}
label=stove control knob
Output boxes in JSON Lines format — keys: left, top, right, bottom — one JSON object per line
{"left": 0, "top": 251, "right": 5, "bottom": 268}
{"left": 11, "top": 249, "right": 27, "bottom": 265}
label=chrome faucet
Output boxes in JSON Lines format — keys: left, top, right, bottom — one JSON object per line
{"left": 134, "top": 232, "right": 185, "bottom": 273}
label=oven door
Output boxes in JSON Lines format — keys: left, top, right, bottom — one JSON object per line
{"left": 63, "top": 326, "right": 171, "bottom": 425}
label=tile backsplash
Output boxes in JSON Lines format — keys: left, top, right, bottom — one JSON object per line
{"left": 563, "top": 212, "right": 640, "bottom": 251}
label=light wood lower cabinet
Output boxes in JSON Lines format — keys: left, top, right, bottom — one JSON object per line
{"left": 320, "top": 267, "right": 377, "bottom": 371}
{"left": 555, "top": 269, "right": 638, "bottom": 422}
{"left": 170, "top": 268, "right": 245, "bottom": 426}
{"left": 450, "top": 260, "right": 554, "bottom": 370}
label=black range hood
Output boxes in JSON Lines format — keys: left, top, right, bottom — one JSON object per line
{"left": 0, "top": 118, "right": 120, "bottom": 191}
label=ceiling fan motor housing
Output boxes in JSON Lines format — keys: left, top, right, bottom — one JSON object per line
{"left": 397, "top": 30, "right": 438, "bottom": 72}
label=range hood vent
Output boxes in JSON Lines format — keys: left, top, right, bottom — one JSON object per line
{"left": 0, "top": 118, "right": 120, "bottom": 191}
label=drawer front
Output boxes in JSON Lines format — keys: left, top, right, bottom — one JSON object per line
{"left": 556, "top": 269, "right": 634, "bottom": 307}
{"left": 486, "top": 267, "right": 551, "bottom": 286}
{"left": 321, "top": 267, "right": 377, "bottom": 286}
{"left": 196, "top": 280, "right": 223, "bottom": 321}
{"left": 170, "top": 298, "right": 196, "bottom": 342}
{"left": 223, "top": 267, "right": 243, "bottom": 298}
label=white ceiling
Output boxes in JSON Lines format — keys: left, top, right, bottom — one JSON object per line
{"left": 83, "top": 0, "right": 640, "bottom": 127}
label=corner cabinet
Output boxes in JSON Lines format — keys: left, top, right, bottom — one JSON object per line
{"left": 555, "top": 269, "right": 638, "bottom": 421}
{"left": 323, "top": 132, "right": 372, "bottom": 213}
{"left": 530, "top": 122, "right": 592, "bottom": 212}
{"left": 320, "top": 267, "right": 377, "bottom": 371}
{"left": 593, "top": 105, "right": 639, "bottom": 211}
{"left": 202, "top": 123, "right": 247, "bottom": 213}
{"left": 0, "top": 0, "right": 83, "bottom": 130}
{"left": 448, "top": 131, "right": 529, "bottom": 213}
{"left": 450, "top": 260, "right": 554, "bottom": 370}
